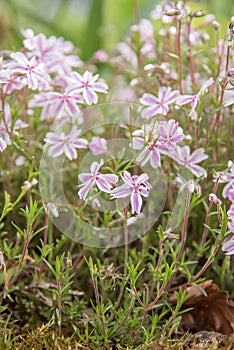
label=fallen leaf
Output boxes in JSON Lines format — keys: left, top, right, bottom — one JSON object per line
{"left": 170, "top": 281, "right": 234, "bottom": 335}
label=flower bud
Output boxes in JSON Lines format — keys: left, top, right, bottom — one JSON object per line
{"left": 191, "top": 10, "right": 205, "bottom": 18}
{"left": 163, "top": 9, "right": 181, "bottom": 16}
{"left": 212, "top": 20, "right": 220, "bottom": 31}
{"left": 46, "top": 202, "right": 59, "bottom": 217}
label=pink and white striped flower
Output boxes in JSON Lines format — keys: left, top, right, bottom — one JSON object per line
{"left": 140, "top": 87, "right": 180, "bottom": 119}
{"left": 176, "top": 78, "right": 214, "bottom": 120}
{"left": 157, "top": 119, "right": 184, "bottom": 150}
{"left": 68, "top": 70, "right": 108, "bottom": 105}
{"left": 44, "top": 126, "right": 88, "bottom": 160}
{"left": 132, "top": 122, "right": 163, "bottom": 169}
{"left": 111, "top": 171, "right": 151, "bottom": 214}
{"left": 9, "top": 52, "right": 50, "bottom": 90}
{"left": 89, "top": 136, "right": 107, "bottom": 156}
{"left": 172, "top": 146, "right": 208, "bottom": 177}
{"left": 22, "top": 29, "right": 83, "bottom": 75}
{"left": 78, "top": 159, "right": 118, "bottom": 200}
{"left": 29, "top": 88, "right": 83, "bottom": 119}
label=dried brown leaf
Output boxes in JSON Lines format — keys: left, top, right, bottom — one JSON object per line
{"left": 170, "top": 281, "right": 234, "bottom": 335}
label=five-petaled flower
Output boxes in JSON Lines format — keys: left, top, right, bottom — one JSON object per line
{"left": 132, "top": 122, "right": 163, "bottom": 169}
{"left": 89, "top": 136, "right": 107, "bottom": 155}
{"left": 44, "top": 126, "right": 88, "bottom": 160}
{"left": 172, "top": 146, "right": 208, "bottom": 177}
{"left": 29, "top": 88, "right": 83, "bottom": 120}
{"left": 140, "top": 86, "right": 179, "bottom": 119}
{"left": 78, "top": 159, "right": 118, "bottom": 200}
{"left": 176, "top": 78, "right": 214, "bottom": 120}
{"left": 9, "top": 52, "right": 50, "bottom": 90}
{"left": 157, "top": 119, "right": 184, "bottom": 151}
{"left": 68, "top": 70, "right": 108, "bottom": 105}
{"left": 111, "top": 171, "right": 152, "bottom": 214}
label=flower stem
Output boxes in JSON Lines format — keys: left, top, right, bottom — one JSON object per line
{"left": 176, "top": 17, "right": 183, "bottom": 94}
{"left": 215, "top": 43, "right": 230, "bottom": 161}
{"left": 199, "top": 177, "right": 219, "bottom": 249}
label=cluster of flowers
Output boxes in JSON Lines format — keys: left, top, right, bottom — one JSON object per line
{"left": 0, "top": 0, "right": 234, "bottom": 252}
{"left": 78, "top": 159, "right": 151, "bottom": 215}
{"left": 0, "top": 29, "right": 108, "bottom": 158}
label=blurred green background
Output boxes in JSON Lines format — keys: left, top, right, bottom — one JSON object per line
{"left": 0, "top": 0, "right": 233, "bottom": 58}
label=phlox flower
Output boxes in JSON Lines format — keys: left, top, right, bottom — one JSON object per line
{"left": 9, "top": 52, "right": 50, "bottom": 90}
{"left": 132, "top": 120, "right": 184, "bottom": 168}
{"left": 29, "top": 88, "right": 83, "bottom": 119}
{"left": 176, "top": 78, "right": 214, "bottom": 120}
{"left": 22, "top": 29, "right": 83, "bottom": 75}
{"left": 140, "top": 86, "right": 180, "bottom": 119}
{"left": 117, "top": 43, "right": 138, "bottom": 68}
{"left": 111, "top": 171, "right": 151, "bottom": 214}
{"left": 157, "top": 119, "right": 184, "bottom": 150}
{"left": 44, "top": 126, "right": 88, "bottom": 160}
{"left": 89, "top": 136, "right": 107, "bottom": 155}
{"left": 172, "top": 146, "right": 208, "bottom": 177}
{"left": 78, "top": 159, "right": 118, "bottom": 200}
{"left": 67, "top": 70, "right": 108, "bottom": 105}
{"left": 132, "top": 122, "right": 163, "bottom": 169}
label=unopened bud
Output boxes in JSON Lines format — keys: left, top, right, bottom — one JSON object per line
{"left": 46, "top": 202, "right": 59, "bottom": 217}
{"left": 209, "top": 193, "right": 221, "bottom": 205}
{"left": 163, "top": 9, "right": 181, "bottom": 16}
{"left": 191, "top": 10, "right": 205, "bottom": 18}
{"left": 212, "top": 20, "right": 220, "bottom": 31}
{"left": 201, "top": 33, "right": 210, "bottom": 42}
{"left": 219, "top": 172, "right": 227, "bottom": 182}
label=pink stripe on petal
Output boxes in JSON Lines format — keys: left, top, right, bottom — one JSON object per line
{"left": 131, "top": 191, "right": 142, "bottom": 214}
{"left": 150, "top": 149, "right": 161, "bottom": 168}
{"left": 135, "top": 173, "right": 149, "bottom": 186}
{"left": 64, "top": 145, "right": 77, "bottom": 160}
{"left": 91, "top": 161, "right": 101, "bottom": 174}
{"left": 187, "top": 164, "right": 207, "bottom": 177}
{"left": 111, "top": 184, "right": 132, "bottom": 198}
{"left": 73, "top": 139, "right": 88, "bottom": 148}
{"left": 189, "top": 148, "right": 208, "bottom": 163}
{"left": 141, "top": 105, "right": 160, "bottom": 119}
{"left": 139, "top": 187, "right": 149, "bottom": 197}
{"left": 92, "top": 81, "right": 108, "bottom": 92}
{"left": 140, "top": 93, "right": 158, "bottom": 105}
{"left": 78, "top": 179, "right": 94, "bottom": 200}
{"left": 78, "top": 173, "right": 92, "bottom": 182}
{"left": 96, "top": 177, "right": 112, "bottom": 192}
{"left": 103, "top": 174, "right": 118, "bottom": 184}
{"left": 83, "top": 88, "right": 97, "bottom": 105}
{"left": 48, "top": 143, "right": 64, "bottom": 157}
